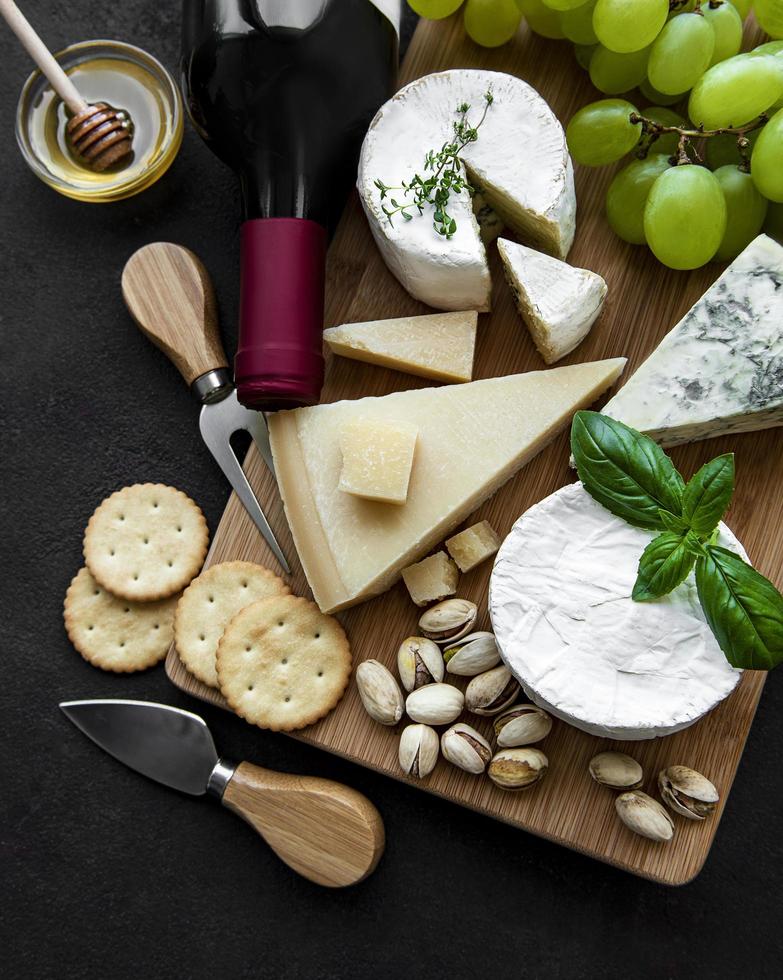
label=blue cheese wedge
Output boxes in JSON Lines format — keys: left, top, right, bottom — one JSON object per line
{"left": 497, "top": 238, "right": 607, "bottom": 364}
{"left": 489, "top": 483, "right": 743, "bottom": 740}
{"left": 358, "top": 69, "right": 576, "bottom": 312}
{"left": 602, "top": 234, "right": 783, "bottom": 447}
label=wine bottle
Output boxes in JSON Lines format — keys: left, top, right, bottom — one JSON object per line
{"left": 181, "top": 0, "right": 400, "bottom": 410}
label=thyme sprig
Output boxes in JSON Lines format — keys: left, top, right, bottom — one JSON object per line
{"left": 374, "top": 90, "right": 494, "bottom": 240}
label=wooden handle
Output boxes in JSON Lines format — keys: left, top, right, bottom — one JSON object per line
{"left": 121, "top": 243, "right": 229, "bottom": 388}
{"left": 221, "top": 762, "right": 385, "bottom": 887}
{"left": 0, "top": 0, "right": 86, "bottom": 113}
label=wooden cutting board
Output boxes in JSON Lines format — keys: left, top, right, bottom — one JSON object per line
{"left": 166, "top": 13, "right": 778, "bottom": 885}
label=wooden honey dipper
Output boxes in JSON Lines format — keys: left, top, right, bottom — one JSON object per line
{"left": 1, "top": 0, "right": 133, "bottom": 171}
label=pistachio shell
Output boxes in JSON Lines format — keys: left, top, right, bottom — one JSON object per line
{"left": 465, "top": 665, "right": 520, "bottom": 716}
{"left": 397, "top": 636, "right": 445, "bottom": 692}
{"left": 418, "top": 598, "right": 478, "bottom": 644}
{"left": 355, "top": 660, "right": 404, "bottom": 726}
{"left": 443, "top": 632, "right": 500, "bottom": 676}
{"left": 588, "top": 752, "right": 643, "bottom": 790}
{"left": 615, "top": 791, "right": 674, "bottom": 842}
{"left": 488, "top": 747, "right": 548, "bottom": 790}
{"left": 398, "top": 723, "right": 439, "bottom": 779}
{"left": 441, "top": 722, "right": 492, "bottom": 774}
{"left": 494, "top": 703, "right": 553, "bottom": 747}
{"left": 658, "top": 766, "right": 719, "bottom": 820}
{"left": 405, "top": 683, "right": 465, "bottom": 726}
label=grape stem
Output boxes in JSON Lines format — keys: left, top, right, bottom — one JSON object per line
{"left": 631, "top": 112, "right": 769, "bottom": 170}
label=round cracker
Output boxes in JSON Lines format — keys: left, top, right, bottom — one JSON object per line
{"left": 83, "top": 484, "right": 208, "bottom": 601}
{"left": 174, "top": 561, "right": 290, "bottom": 688}
{"left": 64, "top": 566, "right": 178, "bottom": 672}
{"left": 216, "top": 595, "right": 351, "bottom": 731}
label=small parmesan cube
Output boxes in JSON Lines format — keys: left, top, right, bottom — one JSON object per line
{"left": 338, "top": 419, "right": 418, "bottom": 505}
{"left": 401, "top": 552, "right": 459, "bottom": 607}
{"left": 446, "top": 521, "right": 501, "bottom": 573}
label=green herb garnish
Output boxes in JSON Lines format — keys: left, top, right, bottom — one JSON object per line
{"left": 374, "top": 90, "right": 494, "bottom": 240}
{"left": 571, "top": 410, "right": 783, "bottom": 671}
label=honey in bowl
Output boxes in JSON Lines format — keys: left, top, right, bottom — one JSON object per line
{"left": 16, "top": 40, "right": 183, "bottom": 202}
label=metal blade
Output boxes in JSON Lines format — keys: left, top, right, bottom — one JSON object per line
{"left": 199, "top": 393, "right": 291, "bottom": 574}
{"left": 59, "top": 699, "right": 219, "bottom": 796}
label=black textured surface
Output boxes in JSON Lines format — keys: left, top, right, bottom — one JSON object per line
{"left": 2, "top": 4, "right": 782, "bottom": 979}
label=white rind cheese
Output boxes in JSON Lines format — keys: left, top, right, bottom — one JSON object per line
{"left": 602, "top": 234, "right": 783, "bottom": 447}
{"left": 489, "top": 482, "right": 743, "bottom": 740}
{"left": 269, "top": 359, "right": 625, "bottom": 613}
{"left": 497, "top": 238, "right": 607, "bottom": 364}
{"left": 358, "top": 70, "right": 576, "bottom": 311}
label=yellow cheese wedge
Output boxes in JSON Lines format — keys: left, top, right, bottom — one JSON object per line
{"left": 269, "top": 358, "right": 626, "bottom": 613}
{"left": 338, "top": 418, "right": 418, "bottom": 505}
{"left": 323, "top": 311, "right": 478, "bottom": 383}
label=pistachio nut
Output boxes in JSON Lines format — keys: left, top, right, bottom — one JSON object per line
{"left": 398, "top": 723, "right": 439, "bottom": 779}
{"left": 493, "top": 703, "right": 553, "bottom": 747}
{"left": 443, "top": 631, "right": 500, "bottom": 677}
{"left": 396, "top": 636, "right": 445, "bottom": 692}
{"left": 488, "top": 747, "right": 548, "bottom": 791}
{"left": 465, "top": 665, "right": 520, "bottom": 716}
{"left": 615, "top": 791, "right": 674, "bottom": 842}
{"left": 658, "top": 766, "right": 719, "bottom": 821}
{"left": 355, "top": 659, "right": 404, "bottom": 726}
{"left": 418, "top": 598, "right": 478, "bottom": 645}
{"left": 406, "top": 683, "right": 465, "bottom": 726}
{"left": 441, "top": 723, "right": 492, "bottom": 774}
{"left": 588, "top": 751, "right": 643, "bottom": 790}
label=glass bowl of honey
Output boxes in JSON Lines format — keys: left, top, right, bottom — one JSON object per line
{"left": 16, "top": 39, "right": 183, "bottom": 203}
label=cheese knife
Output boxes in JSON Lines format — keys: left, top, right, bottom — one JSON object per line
{"left": 120, "top": 242, "right": 290, "bottom": 574}
{"left": 60, "top": 698, "right": 385, "bottom": 887}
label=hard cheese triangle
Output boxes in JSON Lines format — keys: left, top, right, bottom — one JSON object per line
{"left": 602, "top": 234, "right": 783, "bottom": 447}
{"left": 269, "top": 358, "right": 626, "bottom": 613}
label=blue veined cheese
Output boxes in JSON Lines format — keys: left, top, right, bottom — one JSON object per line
{"left": 489, "top": 483, "right": 744, "bottom": 740}
{"left": 358, "top": 69, "right": 576, "bottom": 312}
{"left": 602, "top": 234, "right": 783, "bottom": 447}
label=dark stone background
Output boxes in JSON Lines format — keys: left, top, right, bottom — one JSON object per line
{"left": 2, "top": 4, "right": 781, "bottom": 978}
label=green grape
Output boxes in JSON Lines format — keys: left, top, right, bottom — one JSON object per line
{"left": 712, "top": 165, "right": 769, "bottom": 260}
{"left": 643, "top": 165, "right": 727, "bottom": 269}
{"left": 705, "top": 128, "right": 761, "bottom": 169}
{"left": 703, "top": 1, "right": 743, "bottom": 66}
{"left": 590, "top": 44, "right": 650, "bottom": 94}
{"left": 731, "top": 0, "right": 752, "bottom": 18}
{"left": 639, "top": 77, "right": 687, "bottom": 105}
{"left": 574, "top": 43, "right": 597, "bottom": 69}
{"left": 606, "top": 153, "right": 671, "bottom": 243}
{"left": 540, "top": 0, "right": 589, "bottom": 9}
{"left": 408, "top": 0, "right": 464, "bottom": 16}
{"left": 566, "top": 98, "right": 642, "bottom": 165}
{"left": 647, "top": 13, "right": 715, "bottom": 95}
{"left": 515, "top": 0, "right": 566, "bottom": 37}
{"left": 639, "top": 106, "right": 687, "bottom": 156}
{"left": 559, "top": 1, "right": 598, "bottom": 44}
{"left": 750, "top": 42, "right": 783, "bottom": 111}
{"left": 752, "top": 108, "right": 783, "bottom": 202}
{"left": 464, "top": 0, "right": 521, "bottom": 45}
{"left": 688, "top": 55, "right": 783, "bottom": 129}
{"left": 764, "top": 201, "right": 783, "bottom": 243}
{"left": 593, "top": 0, "right": 669, "bottom": 54}
{"left": 755, "top": 0, "right": 783, "bottom": 39}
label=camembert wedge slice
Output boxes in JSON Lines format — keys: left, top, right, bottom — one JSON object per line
{"left": 323, "top": 311, "right": 478, "bottom": 383}
{"left": 497, "top": 238, "right": 607, "bottom": 365}
{"left": 602, "top": 234, "right": 783, "bottom": 447}
{"left": 268, "top": 358, "right": 626, "bottom": 613}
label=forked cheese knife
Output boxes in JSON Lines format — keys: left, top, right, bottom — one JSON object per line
{"left": 60, "top": 699, "right": 385, "bottom": 887}
{"left": 120, "top": 242, "right": 290, "bottom": 573}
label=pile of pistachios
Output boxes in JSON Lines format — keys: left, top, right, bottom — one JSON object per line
{"left": 589, "top": 751, "right": 721, "bottom": 843}
{"left": 354, "top": 597, "right": 552, "bottom": 791}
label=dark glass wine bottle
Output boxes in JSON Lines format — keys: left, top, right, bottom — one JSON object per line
{"left": 181, "top": 0, "right": 399, "bottom": 410}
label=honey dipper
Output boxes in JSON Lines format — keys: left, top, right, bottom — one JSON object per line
{"left": 1, "top": 0, "right": 133, "bottom": 171}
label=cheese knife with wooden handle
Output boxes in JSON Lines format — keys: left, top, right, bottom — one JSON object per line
{"left": 60, "top": 699, "right": 385, "bottom": 887}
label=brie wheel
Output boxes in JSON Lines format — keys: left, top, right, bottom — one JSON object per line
{"left": 489, "top": 483, "right": 743, "bottom": 740}
{"left": 358, "top": 69, "right": 576, "bottom": 311}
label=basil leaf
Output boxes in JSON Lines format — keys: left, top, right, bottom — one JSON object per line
{"left": 681, "top": 454, "right": 735, "bottom": 534}
{"left": 633, "top": 532, "right": 696, "bottom": 601}
{"left": 571, "top": 411, "right": 685, "bottom": 531}
{"left": 658, "top": 509, "right": 687, "bottom": 533}
{"left": 695, "top": 546, "right": 783, "bottom": 670}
